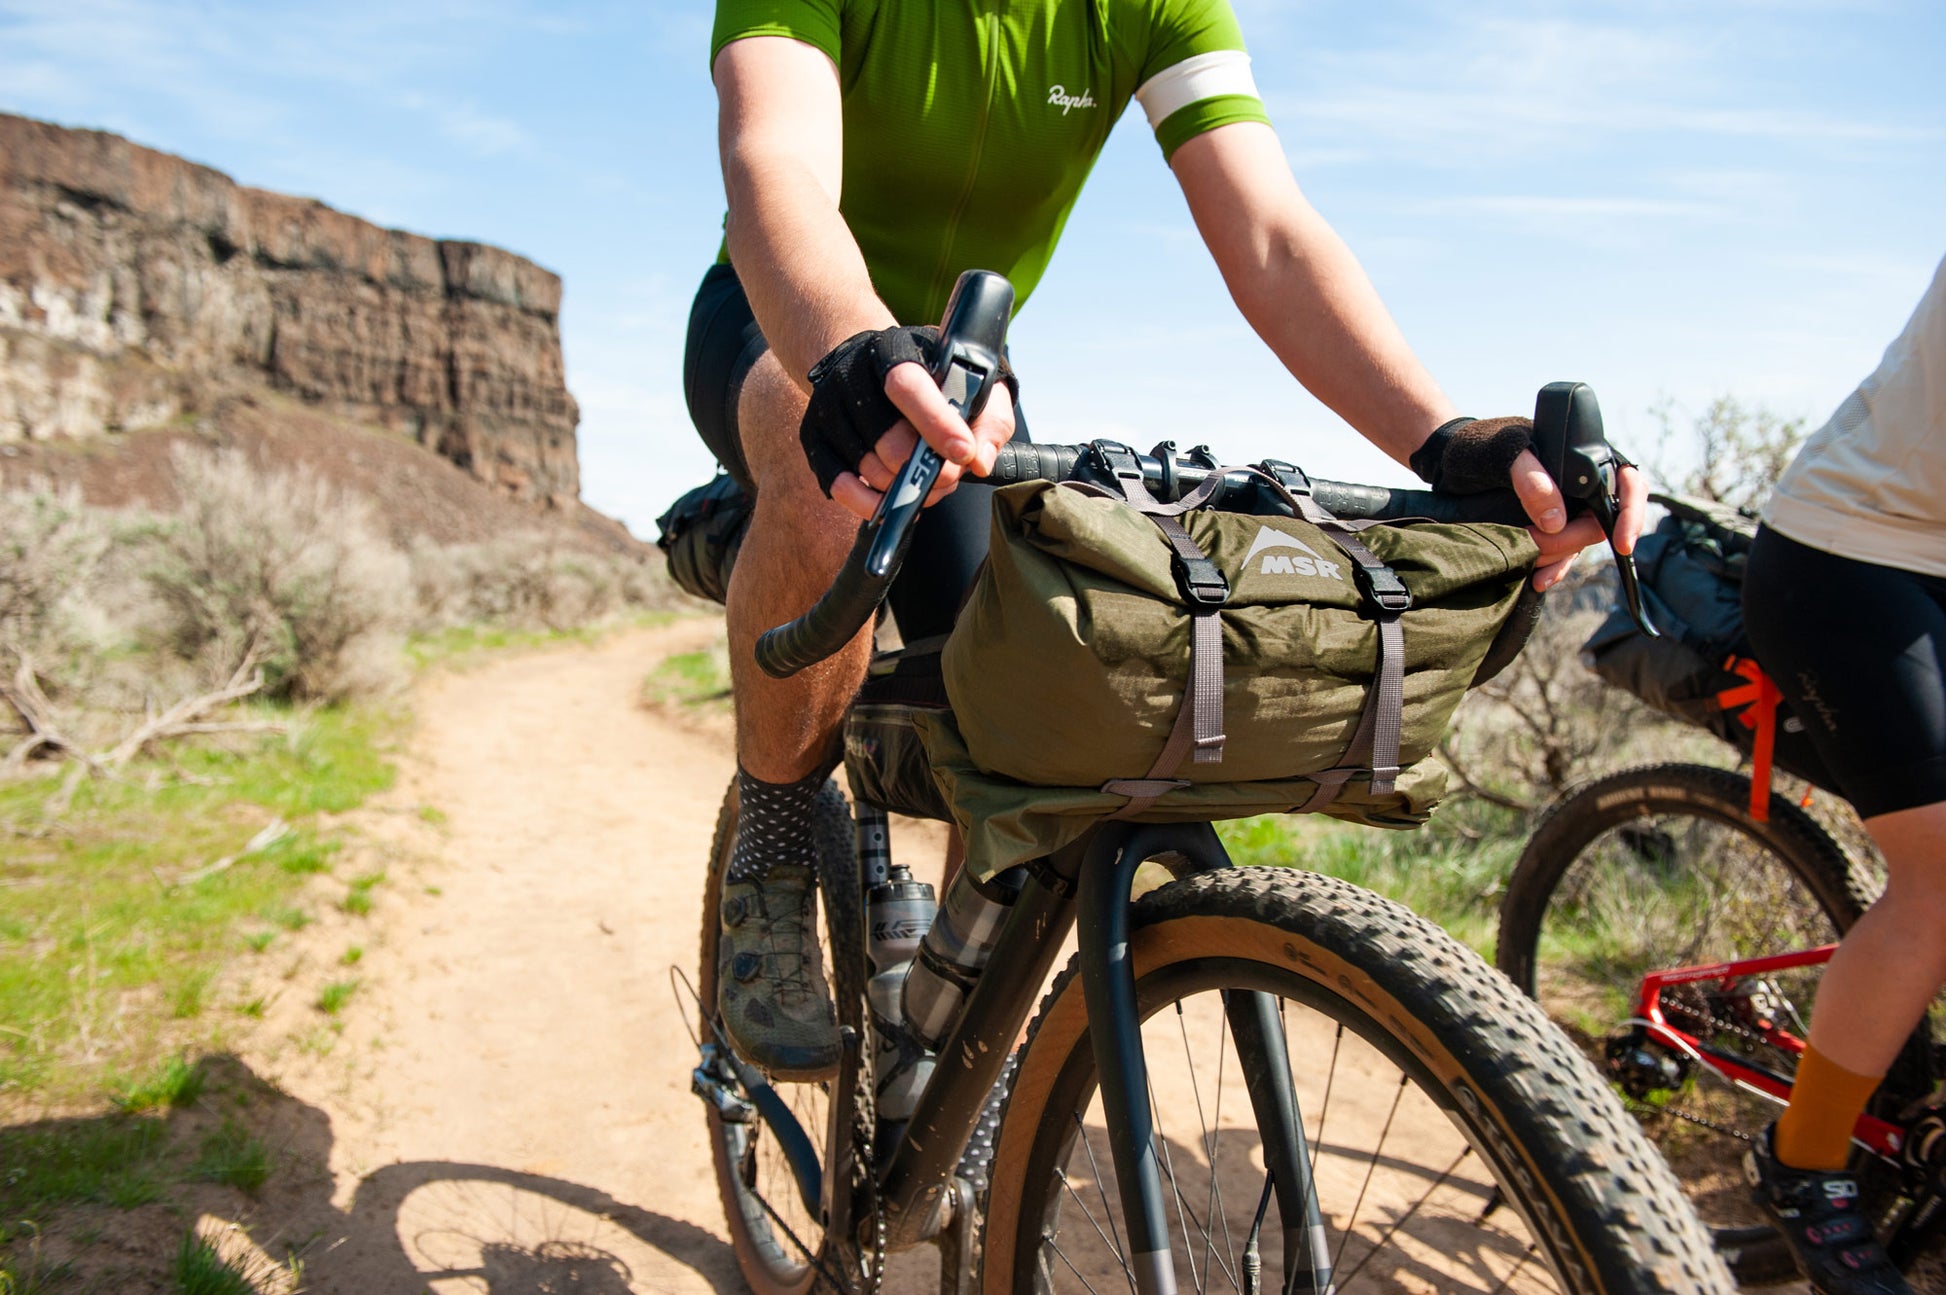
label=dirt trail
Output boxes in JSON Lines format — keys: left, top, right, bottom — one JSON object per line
{"left": 245, "top": 618, "right": 948, "bottom": 1294}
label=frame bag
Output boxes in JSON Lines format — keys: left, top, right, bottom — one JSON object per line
{"left": 655, "top": 473, "right": 752, "bottom": 605}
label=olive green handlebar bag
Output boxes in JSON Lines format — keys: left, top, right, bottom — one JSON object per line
{"left": 923, "top": 477, "right": 1539, "bottom": 879}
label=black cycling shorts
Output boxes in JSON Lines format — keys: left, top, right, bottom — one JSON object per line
{"left": 1742, "top": 525, "right": 1946, "bottom": 819}
{"left": 682, "top": 262, "right": 1028, "bottom": 642}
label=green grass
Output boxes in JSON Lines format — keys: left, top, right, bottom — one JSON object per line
{"left": 172, "top": 1229, "right": 259, "bottom": 1295}
{"left": 0, "top": 706, "right": 395, "bottom": 1103}
{"left": 338, "top": 946, "right": 362, "bottom": 967}
{"left": 338, "top": 871, "right": 385, "bottom": 917}
{"left": 170, "top": 969, "right": 216, "bottom": 1020}
{"left": 1217, "top": 798, "right": 1530, "bottom": 956}
{"left": 314, "top": 980, "right": 358, "bottom": 1016}
{"left": 191, "top": 1119, "right": 271, "bottom": 1195}
{"left": 112, "top": 1055, "right": 204, "bottom": 1114}
{"left": 640, "top": 643, "right": 731, "bottom": 713}
{"left": 0, "top": 1225, "right": 73, "bottom": 1295}
{"left": 0, "top": 1116, "right": 169, "bottom": 1216}
{"left": 403, "top": 613, "right": 678, "bottom": 673}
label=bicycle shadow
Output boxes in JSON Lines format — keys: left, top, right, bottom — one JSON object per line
{"left": 0, "top": 1053, "right": 740, "bottom": 1295}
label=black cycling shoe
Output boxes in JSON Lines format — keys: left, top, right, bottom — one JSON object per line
{"left": 1745, "top": 1125, "right": 1913, "bottom": 1295}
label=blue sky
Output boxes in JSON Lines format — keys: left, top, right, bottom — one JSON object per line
{"left": 2, "top": 0, "right": 1940, "bottom": 537}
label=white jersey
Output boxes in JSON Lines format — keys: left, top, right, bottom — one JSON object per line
{"left": 1764, "top": 253, "right": 1946, "bottom": 577}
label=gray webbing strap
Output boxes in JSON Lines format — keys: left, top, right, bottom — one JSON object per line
{"left": 1073, "top": 460, "right": 1411, "bottom": 818}
{"left": 1254, "top": 472, "right": 1411, "bottom": 811}
{"left": 1296, "top": 614, "right": 1405, "bottom": 812}
{"left": 1066, "top": 469, "right": 1230, "bottom": 819}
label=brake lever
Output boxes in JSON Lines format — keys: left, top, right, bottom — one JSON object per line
{"left": 1534, "top": 382, "right": 1659, "bottom": 638}
{"left": 862, "top": 271, "right": 1015, "bottom": 579}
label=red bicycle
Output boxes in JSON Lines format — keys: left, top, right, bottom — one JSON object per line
{"left": 1496, "top": 663, "right": 1946, "bottom": 1287}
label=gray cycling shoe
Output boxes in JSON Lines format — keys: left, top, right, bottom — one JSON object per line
{"left": 1746, "top": 1125, "right": 1913, "bottom": 1295}
{"left": 717, "top": 865, "right": 841, "bottom": 1080}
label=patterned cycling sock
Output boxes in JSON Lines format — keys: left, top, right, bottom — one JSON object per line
{"left": 726, "top": 765, "right": 826, "bottom": 886}
{"left": 1774, "top": 1043, "right": 1884, "bottom": 1171}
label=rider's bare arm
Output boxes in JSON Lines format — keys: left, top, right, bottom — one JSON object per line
{"left": 1170, "top": 121, "right": 1642, "bottom": 586}
{"left": 714, "top": 36, "right": 1014, "bottom": 516}
{"left": 715, "top": 36, "right": 888, "bottom": 382}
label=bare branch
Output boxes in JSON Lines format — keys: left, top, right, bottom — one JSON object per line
{"left": 0, "top": 650, "right": 100, "bottom": 774}
{"left": 99, "top": 666, "right": 271, "bottom": 768}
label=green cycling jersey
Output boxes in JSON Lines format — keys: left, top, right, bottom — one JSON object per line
{"left": 712, "top": 0, "right": 1270, "bottom": 325}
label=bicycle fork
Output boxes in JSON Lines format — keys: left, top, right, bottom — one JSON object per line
{"left": 1076, "top": 823, "right": 1334, "bottom": 1295}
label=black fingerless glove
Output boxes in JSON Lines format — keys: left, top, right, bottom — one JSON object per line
{"left": 798, "top": 325, "right": 1018, "bottom": 498}
{"left": 1409, "top": 415, "right": 1535, "bottom": 494}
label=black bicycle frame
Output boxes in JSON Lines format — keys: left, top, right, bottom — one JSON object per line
{"left": 834, "top": 818, "right": 1329, "bottom": 1295}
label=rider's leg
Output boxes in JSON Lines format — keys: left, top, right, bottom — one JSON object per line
{"left": 709, "top": 350, "right": 874, "bottom": 1079}
{"left": 1740, "top": 526, "right": 1941, "bottom": 1293}
{"left": 725, "top": 348, "right": 875, "bottom": 784}
{"left": 1774, "top": 801, "right": 1946, "bottom": 1168}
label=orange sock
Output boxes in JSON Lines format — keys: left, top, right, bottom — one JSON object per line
{"left": 1774, "top": 1044, "right": 1884, "bottom": 1171}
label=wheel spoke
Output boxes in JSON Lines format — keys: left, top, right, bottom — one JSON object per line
{"left": 1072, "top": 1113, "right": 1139, "bottom": 1293}
{"left": 1329, "top": 1074, "right": 1408, "bottom": 1280}
{"left": 1485, "top": 1242, "right": 1541, "bottom": 1295}
{"left": 1332, "top": 1145, "right": 1469, "bottom": 1289}
{"left": 1147, "top": 1061, "right": 1208, "bottom": 1292}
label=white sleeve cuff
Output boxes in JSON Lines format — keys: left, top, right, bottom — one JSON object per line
{"left": 1134, "top": 50, "right": 1259, "bottom": 129}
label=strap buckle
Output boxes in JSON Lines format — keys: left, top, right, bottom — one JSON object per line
{"left": 1356, "top": 563, "right": 1412, "bottom": 614}
{"left": 1257, "top": 458, "right": 1313, "bottom": 496}
{"left": 1088, "top": 440, "right": 1149, "bottom": 497}
{"left": 1175, "top": 554, "right": 1230, "bottom": 608}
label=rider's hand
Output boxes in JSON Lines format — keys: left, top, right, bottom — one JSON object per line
{"left": 799, "top": 327, "right": 1018, "bottom": 520}
{"left": 1515, "top": 452, "right": 1645, "bottom": 593}
{"left": 1411, "top": 415, "right": 1647, "bottom": 593}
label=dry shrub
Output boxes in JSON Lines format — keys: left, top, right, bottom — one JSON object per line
{"left": 1440, "top": 566, "right": 1694, "bottom": 813}
{"left": 0, "top": 481, "right": 111, "bottom": 654}
{"left": 142, "top": 447, "right": 411, "bottom": 702}
{"left": 0, "top": 481, "right": 126, "bottom": 729}
{"left": 409, "top": 533, "right": 671, "bottom": 631}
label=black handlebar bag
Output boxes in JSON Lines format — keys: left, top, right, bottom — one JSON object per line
{"left": 916, "top": 476, "right": 1541, "bottom": 881}
{"left": 1580, "top": 493, "right": 1838, "bottom": 793}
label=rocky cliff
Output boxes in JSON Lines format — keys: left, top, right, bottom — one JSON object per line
{"left": 0, "top": 112, "right": 580, "bottom": 506}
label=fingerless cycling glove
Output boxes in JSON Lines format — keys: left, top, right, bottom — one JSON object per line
{"left": 1410, "top": 416, "right": 1534, "bottom": 495}
{"left": 798, "top": 325, "right": 1018, "bottom": 497}
{"left": 798, "top": 325, "right": 938, "bottom": 497}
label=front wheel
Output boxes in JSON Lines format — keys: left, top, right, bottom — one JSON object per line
{"left": 981, "top": 868, "right": 1732, "bottom": 1294}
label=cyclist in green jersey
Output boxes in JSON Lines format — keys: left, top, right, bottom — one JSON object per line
{"left": 685, "top": 0, "right": 1646, "bottom": 1078}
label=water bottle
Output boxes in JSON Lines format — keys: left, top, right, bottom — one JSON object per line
{"left": 900, "top": 866, "right": 1026, "bottom": 1050}
{"left": 865, "top": 865, "right": 937, "bottom": 1120}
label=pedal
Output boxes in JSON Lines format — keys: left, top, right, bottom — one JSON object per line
{"left": 692, "top": 1043, "right": 756, "bottom": 1123}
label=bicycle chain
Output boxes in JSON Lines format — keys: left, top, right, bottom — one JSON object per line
{"left": 1643, "top": 986, "right": 1797, "bottom": 1143}
{"left": 1624, "top": 1092, "right": 1755, "bottom": 1143}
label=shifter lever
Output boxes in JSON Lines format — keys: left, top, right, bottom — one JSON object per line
{"left": 1534, "top": 382, "right": 1659, "bottom": 638}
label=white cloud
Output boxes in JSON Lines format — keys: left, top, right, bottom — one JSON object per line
{"left": 1262, "top": 9, "right": 1933, "bottom": 169}
{"left": 395, "top": 92, "right": 533, "bottom": 159}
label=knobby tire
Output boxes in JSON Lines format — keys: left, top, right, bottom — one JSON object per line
{"left": 982, "top": 868, "right": 1733, "bottom": 1294}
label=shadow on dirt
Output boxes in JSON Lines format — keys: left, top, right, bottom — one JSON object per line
{"left": 0, "top": 1053, "right": 738, "bottom": 1294}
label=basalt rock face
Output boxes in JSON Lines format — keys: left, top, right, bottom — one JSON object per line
{"left": 0, "top": 112, "right": 580, "bottom": 505}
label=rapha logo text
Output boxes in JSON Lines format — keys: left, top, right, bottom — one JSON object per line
{"left": 1244, "top": 526, "right": 1344, "bottom": 580}
{"left": 1047, "top": 85, "right": 1097, "bottom": 114}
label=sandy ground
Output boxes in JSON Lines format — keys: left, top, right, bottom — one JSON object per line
{"left": 216, "top": 618, "right": 951, "bottom": 1294}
